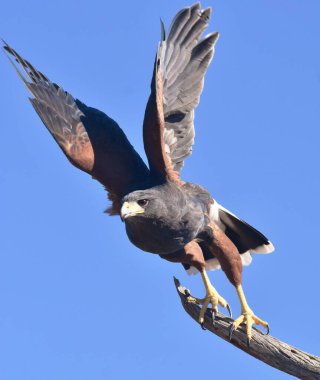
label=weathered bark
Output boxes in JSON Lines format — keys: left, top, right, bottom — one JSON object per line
{"left": 174, "top": 277, "right": 320, "bottom": 380}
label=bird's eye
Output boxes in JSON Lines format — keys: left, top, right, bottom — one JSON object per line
{"left": 137, "top": 199, "right": 149, "bottom": 207}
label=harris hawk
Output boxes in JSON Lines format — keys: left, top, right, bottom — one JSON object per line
{"left": 3, "top": 3, "right": 274, "bottom": 344}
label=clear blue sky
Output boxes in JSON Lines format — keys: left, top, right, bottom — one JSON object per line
{"left": 1, "top": 1, "right": 319, "bottom": 379}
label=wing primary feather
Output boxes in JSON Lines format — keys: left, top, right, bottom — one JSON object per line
{"left": 160, "top": 18, "right": 166, "bottom": 41}
{"left": 3, "top": 49, "right": 29, "bottom": 86}
{"left": 4, "top": 41, "right": 150, "bottom": 215}
{"left": 143, "top": 4, "right": 219, "bottom": 181}
{"left": 166, "top": 7, "right": 191, "bottom": 45}
{"left": 180, "top": 8, "right": 212, "bottom": 49}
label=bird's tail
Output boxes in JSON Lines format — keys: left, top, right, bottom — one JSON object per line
{"left": 218, "top": 204, "right": 274, "bottom": 255}
{"left": 186, "top": 202, "right": 274, "bottom": 275}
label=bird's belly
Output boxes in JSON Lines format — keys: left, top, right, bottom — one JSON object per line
{"left": 125, "top": 219, "right": 195, "bottom": 254}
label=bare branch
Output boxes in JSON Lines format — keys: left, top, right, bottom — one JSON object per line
{"left": 174, "top": 277, "right": 320, "bottom": 380}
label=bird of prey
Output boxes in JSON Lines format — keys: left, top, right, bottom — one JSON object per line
{"left": 3, "top": 3, "right": 274, "bottom": 344}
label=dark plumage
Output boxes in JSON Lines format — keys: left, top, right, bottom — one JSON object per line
{"left": 122, "top": 183, "right": 207, "bottom": 254}
{"left": 4, "top": 3, "right": 274, "bottom": 343}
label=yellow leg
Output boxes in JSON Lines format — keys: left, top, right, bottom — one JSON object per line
{"left": 187, "top": 270, "right": 232, "bottom": 329}
{"left": 230, "top": 285, "right": 269, "bottom": 345}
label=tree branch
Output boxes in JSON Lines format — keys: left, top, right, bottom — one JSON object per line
{"left": 174, "top": 277, "right": 320, "bottom": 380}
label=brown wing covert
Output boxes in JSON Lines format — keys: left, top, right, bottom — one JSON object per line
{"left": 3, "top": 41, "right": 150, "bottom": 214}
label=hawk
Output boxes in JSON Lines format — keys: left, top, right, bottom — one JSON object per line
{"left": 3, "top": 3, "right": 274, "bottom": 344}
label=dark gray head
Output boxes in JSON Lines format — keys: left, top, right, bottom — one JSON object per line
{"left": 120, "top": 183, "right": 187, "bottom": 223}
{"left": 120, "top": 182, "right": 207, "bottom": 254}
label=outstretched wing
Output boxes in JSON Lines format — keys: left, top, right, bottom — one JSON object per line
{"left": 143, "top": 3, "right": 218, "bottom": 184}
{"left": 3, "top": 41, "right": 150, "bottom": 215}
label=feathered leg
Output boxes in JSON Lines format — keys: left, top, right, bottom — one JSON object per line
{"left": 160, "top": 241, "right": 231, "bottom": 327}
{"left": 198, "top": 222, "right": 269, "bottom": 344}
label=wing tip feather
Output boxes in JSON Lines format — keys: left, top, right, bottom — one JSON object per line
{"left": 160, "top": 18, "right": 166, "bottom": 41}
{"left": 200, "top": 6, "right": 212, "bottom": 22}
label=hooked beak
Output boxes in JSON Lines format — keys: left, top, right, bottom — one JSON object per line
{"left": 120, "top": 201, "right": 145, "bottom": 221}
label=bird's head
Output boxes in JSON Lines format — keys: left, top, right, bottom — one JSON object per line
{"left": 120, "top": 184, "right": 185, "bottom": 223}
{"left": 120, "top": 197, "right": 149, "bottom": 221}
{"left": 120, "top": 189, "right": 162, "bottom": 222}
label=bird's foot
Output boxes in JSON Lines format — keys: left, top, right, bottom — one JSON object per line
{"left": 185, "top": 286, "right": 232, "bottom": 329}
{"left": 229, "top": 309, "right": 269, "bottom": 346}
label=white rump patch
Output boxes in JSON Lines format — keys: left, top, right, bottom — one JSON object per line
{"left": 205, "top": 258, "right": 221, "bottom": 271}
{"left": 240, "top": 251, "right": 253, "bottom": 266}
{"left": 186, "top": 258, "right": 221, "bottom": 276}
{"left": 209, "top": 201, "right": 225, "bottom": 231}
{"left": 186, "top": 266, "right": 199, "bottom": 275}
{"left": 186, "top": 251, "right": 253, "bottom": 276}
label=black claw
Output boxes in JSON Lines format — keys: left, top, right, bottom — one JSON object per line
{"left": 247, "top": 337, "right": 251, "bottom": 348}
{"left": 265, "top": 324, "right": 270, "bottom": 335}
{"left": 226, "top": 304, "right": 232, "bottom": 318}
{"left": 229, "top": 324, "right": 235, "bottom": 341}
{"left": 200, "top": 322, "right": 206, "bottom": 330}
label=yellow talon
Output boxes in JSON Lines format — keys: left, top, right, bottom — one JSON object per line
{"left": 186, "top": 270, "right": 231, "bottom": 329}
{"left": 230, "top": 285, "right": 269, "bottom": 345}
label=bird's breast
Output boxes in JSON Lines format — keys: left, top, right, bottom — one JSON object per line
{"left": 124, "top": 217, "right": 198, "bottom": 255}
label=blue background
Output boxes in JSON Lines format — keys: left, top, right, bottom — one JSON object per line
{"left": 1, "top": 1, "right": 319, "bottom": 379}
